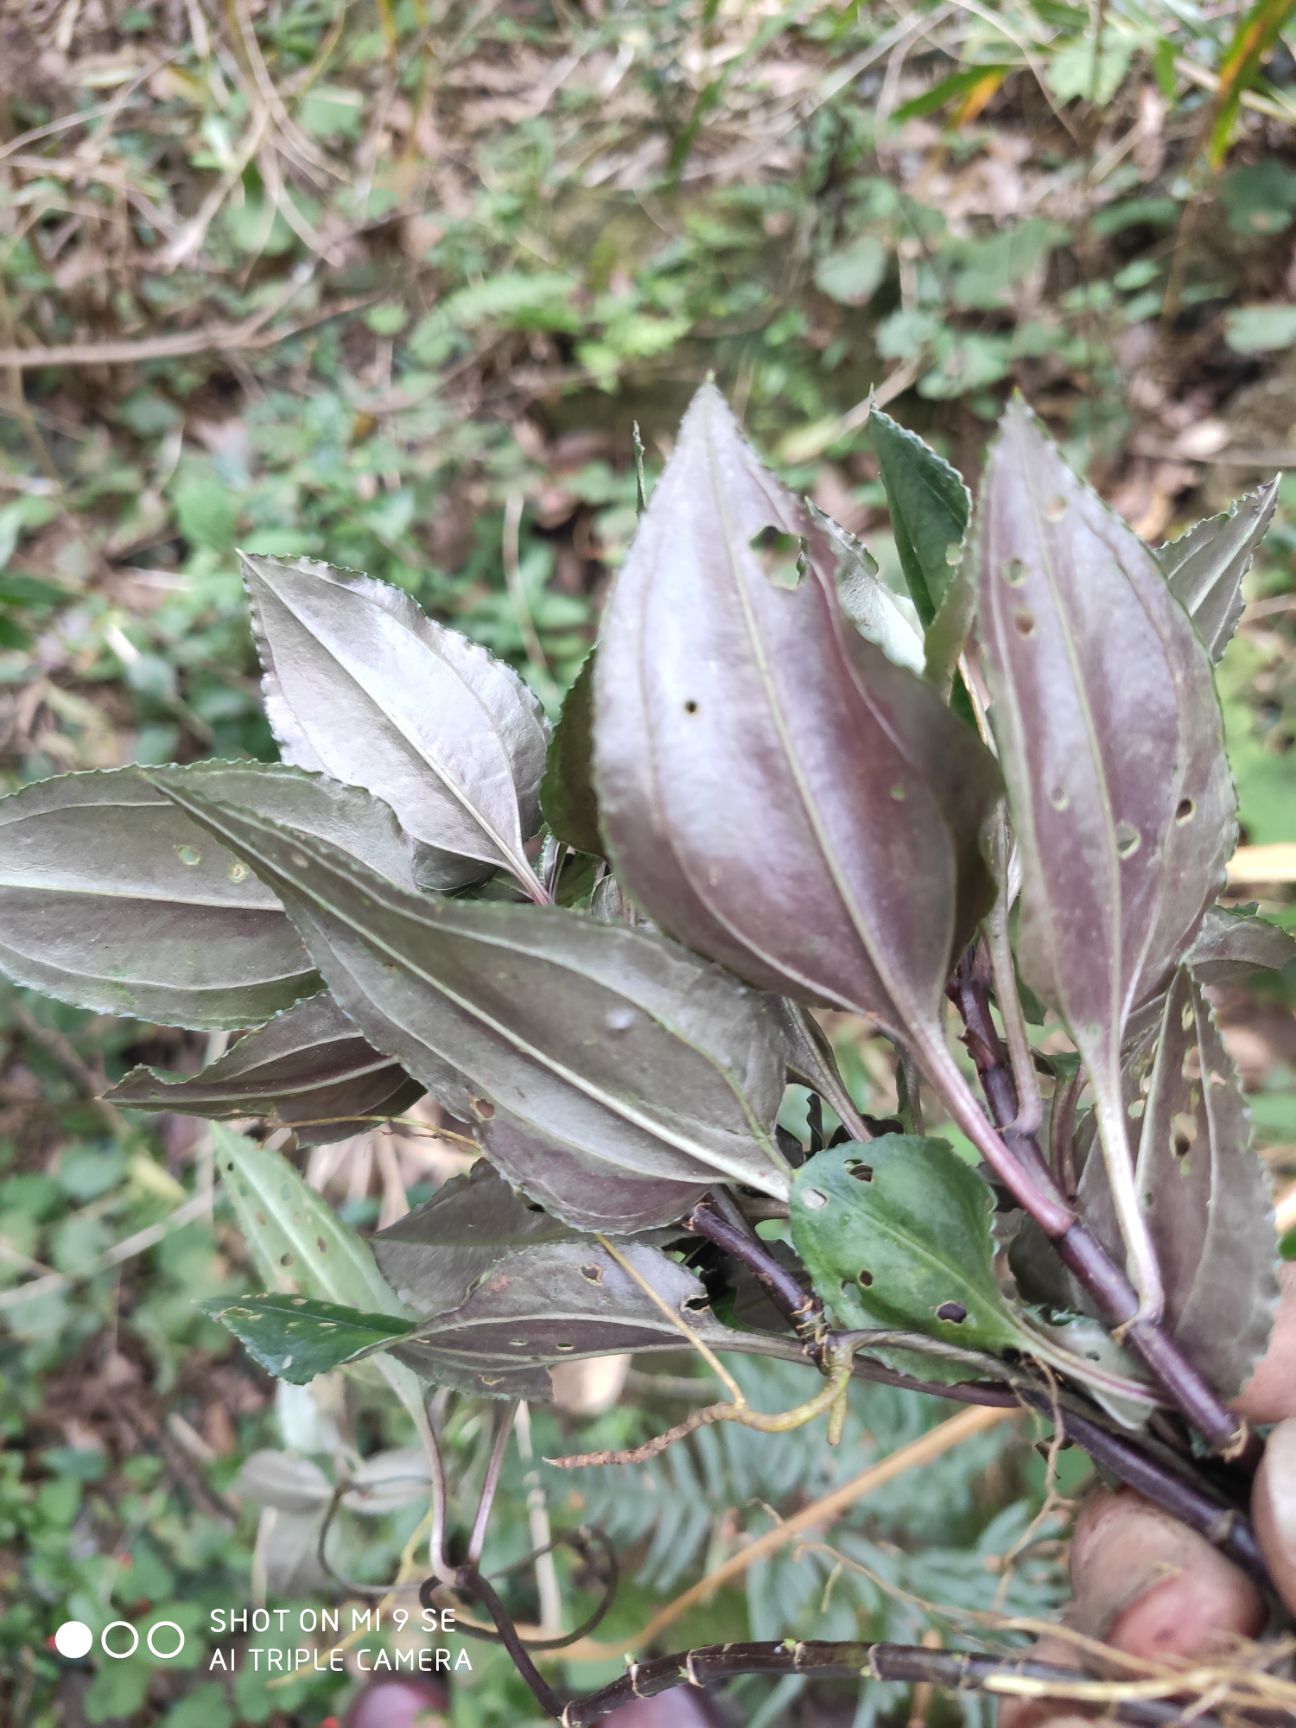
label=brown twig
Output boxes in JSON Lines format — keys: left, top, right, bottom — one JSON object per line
{"left": 0, "top": 295, "right": 377, "bottom": 371}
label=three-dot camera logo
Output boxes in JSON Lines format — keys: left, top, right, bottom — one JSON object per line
{"left": 54, "top": 1619, "right": 185, "bottom": 1661}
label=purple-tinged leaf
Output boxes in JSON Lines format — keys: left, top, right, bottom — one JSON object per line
{"left": 389, "top": 1238, "right": 799, "bottom": 1395}
{"left": 1178, "top": 902, "right": 1296, "bottom": 984}
{"left": 540, "top": 652, "right": 602, "bottom": 855}
{"left": 1071, "top": 971, "right": 1277, "bottom": 1399}
{"left": 1133, "top": 970, "right": 1277, "bottom": 1396}
{"left": 0, "top": 761, "right": 416, "bottom": 1030}
{"left": 593, "top": 382, "right": 1001, "bottom": 1045}
{"left": 241, "top": 553, "right": 550, "bottom": 895}
{"left": 150, "top": 782, "right": 793, "bottom": 1229}
{"left": 1121, "top": 903, "right": 1296, "bottom": 1054}
{"left": 975, "top": 399, "right": 1236, "bottom": 1304}
{"left": 775, "top": 999, "right": 868, "bottom": 1140}
{"left": 475, "top": 1108, "right": 713, "bottom": 1232}
{"left": 372, "top": 1160, "right": 575, "bottom": 1312}
{"left": 1157, "top": 479, "right": 1279, "bottom": 661}
{"left": 107, "top": 992, "right": 422, "bottom": 1145}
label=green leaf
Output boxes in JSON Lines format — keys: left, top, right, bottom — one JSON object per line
{"left": 1209, "top": 0, "right": 1296, "bottom": 165}
{"left": 1045, "top": 32, "right": 1136, "bottom": 106}
{"left": 790, "top": 1137, "right": 1027, "bottom": 1381}
{"left": 1157, "top": 479, "right": 1279, "bottom": 660}
{"left": 407, "top": 272, "right": 580, "bottom": 362}
{"left": 868, "top": 409, "right": 970, "bottom": 625}
{"left": 540, "top": 652, "right": 602, "bottom": 854}
{"left": 171, "top": 462, "right": 239, "bottom": 552}
{"left": 212, "top": 1123, "right": 403, "bottom": 1314}
{"left": 813, "top": 234, "right": 888, "bottom": 307}
{"left": 948, "top": 220, "right": 1064, "bottom": 312}
{"left": 200, "top": 1295, "right": 413, "bottom": 1384}
{"left": 209, "top": 1123, "right": 425, "bottom": 1420}
{"left": 891, "top": 65, "right": 1011, "bottom": 123}
{"left": 1224, "top": 304, "right": 1296, "bottom": 354}
{"left": 807, "top": 504, "right": 924, "bottom": 673}
{"left": 1222, "top": 161, "right": 1296, "bottom": 236}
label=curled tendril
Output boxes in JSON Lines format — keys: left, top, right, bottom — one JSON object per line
{"left": 420, "top": 1524, "right": 619, "bottom": 1651}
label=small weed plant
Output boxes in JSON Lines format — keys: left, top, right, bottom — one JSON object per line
{"left": 2, "top": 387, "right": 1289, "bottom": 1721}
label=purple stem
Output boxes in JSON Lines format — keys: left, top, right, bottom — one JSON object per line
{"left": 558, "top": 1637, "right": 1256, "bottom": 1727}
{"left": 685, "top": 1198, "right": 1263, "bottom": 1578}
{"left": 946, "top": 954, "right": 1242, "bottom": 1456}
{"left": 687, "top": 1194, "right": 826, "bottom": 1361}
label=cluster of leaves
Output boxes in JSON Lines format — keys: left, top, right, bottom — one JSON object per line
{"left": 0, "top": 382, "right": 1289, "bottom": 1479}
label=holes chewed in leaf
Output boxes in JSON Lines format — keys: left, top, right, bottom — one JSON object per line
{"left": 975, "top": 403, "right": 1238, "bottom": 1321}
{"left": 683, "top": 699, "right": 699, "bottom": 715}
{"left": 1176, "top": 797, "right": 1195, "bottom": 823}
{"left": 593, "top": 383, "right": 1001, "bottom": 1037}
{"left": 1003, "top": 559, "right": 1026, "bottom": 586}
{"left": 748, "top": 524, "right": 805, "bottom": 591}
{"left": 1048, "top": 785, "right": 1070, "bottom": 811}
{"left": 802, "top": 1187, "right": 828, "bottom": 1211}
{"left": 470, "top": 1097, "right": 496, "bottom": 1121}
{"left": 579, "top": 1265, "right": 603, "bottom": 1284}
{"left": 176, "top": 845, "right": 201, "bottom": 867}
{"left": 1013, "top": 610, "right": 1036, "bottom": 637}
{"left": 790, "top": 1138, "right": 1033, "bottom": 1386}
{"left": 1171, "top": 1112, "right": 1198, "bottom": 1158}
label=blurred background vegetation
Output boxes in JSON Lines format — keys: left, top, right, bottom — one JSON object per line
{"left": 1, "top": 2, "right": 1294, "bottom": 1725}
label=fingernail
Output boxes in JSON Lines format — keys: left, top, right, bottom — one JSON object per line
{"left": 1253, "top": 1417, "right": 1296, "bottom": 1614}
